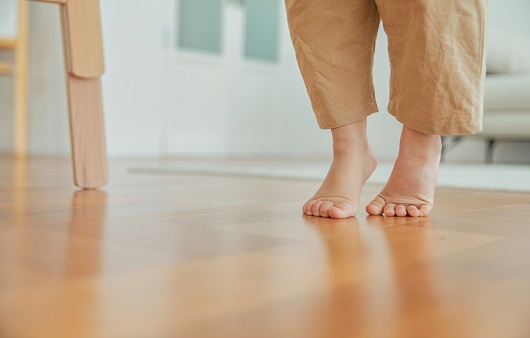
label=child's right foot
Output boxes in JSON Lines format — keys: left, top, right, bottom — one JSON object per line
{"left": 303, "top": 119, "right": 377, "bottom": 219}
{"left": 366, "top": 126, "right": 441, "bottom": 217}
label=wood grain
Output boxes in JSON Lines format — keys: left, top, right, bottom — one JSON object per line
{"left": 61, "top": 0, "right": 105, "bottom": 78}
{"left": 56, "top": 0, "right": 108, "bottom": 188}
{"left": 65, "top": 76, "right": 108, "bottom": 188}
{"left": 1, "top": 156, "right": 530, "bottom": 338}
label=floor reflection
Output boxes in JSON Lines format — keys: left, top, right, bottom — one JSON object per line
{"left": 46, "top": 190, "right": 108, "bottom": 337}
{"left": 3, "top": 188, "right": 109, "bottom": 338}
{"left": 298, "top": 215, "right": 448, "bottom": 337}
{"left": 65, "top": 189, "right": 108, "bottom": 276}
{"left": 12, "top": 158, "right": 29, "bottom": 227}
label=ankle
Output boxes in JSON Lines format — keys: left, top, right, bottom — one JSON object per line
{"left": 332, "top": 138, "right": 371, "bottom": 158}
{"left": 331, "top": 119, "right": 370, "bottom": 155}
{"left": 400, "top": 126, "right": 442, "bottom": 154}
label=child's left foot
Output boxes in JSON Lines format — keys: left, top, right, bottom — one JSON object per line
{"left": 303, "top": 118, "right": 376, "bottom": 219}
{"left": 366, "top": 126, "right": 442, "bottom": 217}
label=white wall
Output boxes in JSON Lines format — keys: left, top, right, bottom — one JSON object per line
{"left": 0, "top": 0, "right": 165, "bottom": 156}
{"left": 26, "top": 3, "right": 69, "bottom": 155}
{"left": 0, "top": 60, "right": 15, "bottom": 153}
{"left": 0, "top": 0, "right": 528, "bottom": 163}
{"left": 0, "top": 0, "right": 17, "bottom": 152}
{"left": 100, "top": 0, "right": 165, "bottom": 156}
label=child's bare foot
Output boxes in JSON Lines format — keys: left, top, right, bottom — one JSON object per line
{"left": 303, "top": 119, "right": 377, "bottom": 219}
{"left": 366, "top": 126, "right": 442, "bottom": 217}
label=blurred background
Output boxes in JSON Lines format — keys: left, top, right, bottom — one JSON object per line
{"left": 1, "top": 0, "right": 530, "bottom": 164}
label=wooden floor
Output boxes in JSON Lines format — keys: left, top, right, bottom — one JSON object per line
{"left": 1, "top": 155, "right": 530, "bottom": 338}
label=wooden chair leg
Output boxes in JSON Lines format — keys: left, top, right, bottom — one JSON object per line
{"left": 65, "top": 76, "right": 108, "bottom": 188}
{"left": 32, "top": 0, "right": 108, "bottom": 188}
{"left": 61, "top": 0, "right": 107, "bottom": 188}
{"left": 14, "top": 0, "right": 29, "bottom": 158}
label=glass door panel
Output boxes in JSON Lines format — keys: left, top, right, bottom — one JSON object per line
{"left": 177, "top": 0, "right": 223, "bottom": 54}
{"left": 243, "top": 0, "right": 280, "bottom": 62}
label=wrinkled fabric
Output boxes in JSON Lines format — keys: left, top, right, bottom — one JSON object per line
{"left": 285, "top": 0, "right": 489, "bottom": 135}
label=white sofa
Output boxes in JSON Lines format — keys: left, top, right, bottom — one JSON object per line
{"left": 482, "top": 73, "right": 530, "bottom": 138}
{"left": 443, "top": 28, "right": 530, "bottom": 162}
{"left": 475, "top": 73, "right": 530, "bottom": 162}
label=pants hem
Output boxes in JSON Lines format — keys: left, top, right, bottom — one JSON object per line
{"left": 387, "top": 106, "right": 483, "bottom": 136}
{"left": 317, "top": 103, "right": 379, "bottom": 129}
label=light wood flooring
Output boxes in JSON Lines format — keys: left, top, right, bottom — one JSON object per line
{"left": 1, "top": 155, "right": 530, "bottom": 338}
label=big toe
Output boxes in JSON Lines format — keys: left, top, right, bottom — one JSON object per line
{"left": 366, "top": 195, "right": 385, "bottom": 215}
{"left": 328, "top": 201, "right": 356, "bottom": 219}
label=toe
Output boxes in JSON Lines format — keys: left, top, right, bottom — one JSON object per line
{"left": 395, "top": 204, "right": 407, "bottom": 217}
{"left": 302, "top": 201, "right": 309, "bottom": 214}
{"left": 328, "top": 201, "right": 356, "bottom": 219}
{"left": 406, "top": 205, "right": 420, "bottom": 217}
{"left": 418, "top": 204, "right": 432, "bottom": 217}
{"left": 328, "top": 207, "right": 345, "bottom": 219}
{"left": 383, "top": 203, "right": 397, "bottom": 217}
{"left": 366, "top": 195, "right": 385, "bottom": 215}
{"left": 311, "top": 201, "right": 324, "bottom": 217}
{"left": 319, "top": 201, "right": 334, "bottom": 218}
{"left": 303, "top": 200, "right": 315, "bottom": 215}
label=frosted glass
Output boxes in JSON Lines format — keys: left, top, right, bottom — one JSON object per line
{"left": 177, "top": 0, "right": 222, "bottom": 54}
{"left": 0, "top": 0, "right": 18, "bottom": 37}
{"left": 244, "top": 0, "right": 280, "bottom": 62}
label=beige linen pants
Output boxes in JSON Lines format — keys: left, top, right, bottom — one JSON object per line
{"left": 285, "top": 0, "right": 488, "bottom": 135}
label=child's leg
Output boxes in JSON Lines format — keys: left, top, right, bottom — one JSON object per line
{"left": 366, "top": 0, "right": 488, "bottom": 216}
{"left": 366, "top": 126, "right": 441, "bottom": 217}
{"left": 285, "top": 0, "right": 381, "bottom": 218}
{"left": 302, "top": 119, "right": 377, "bottom": 218}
